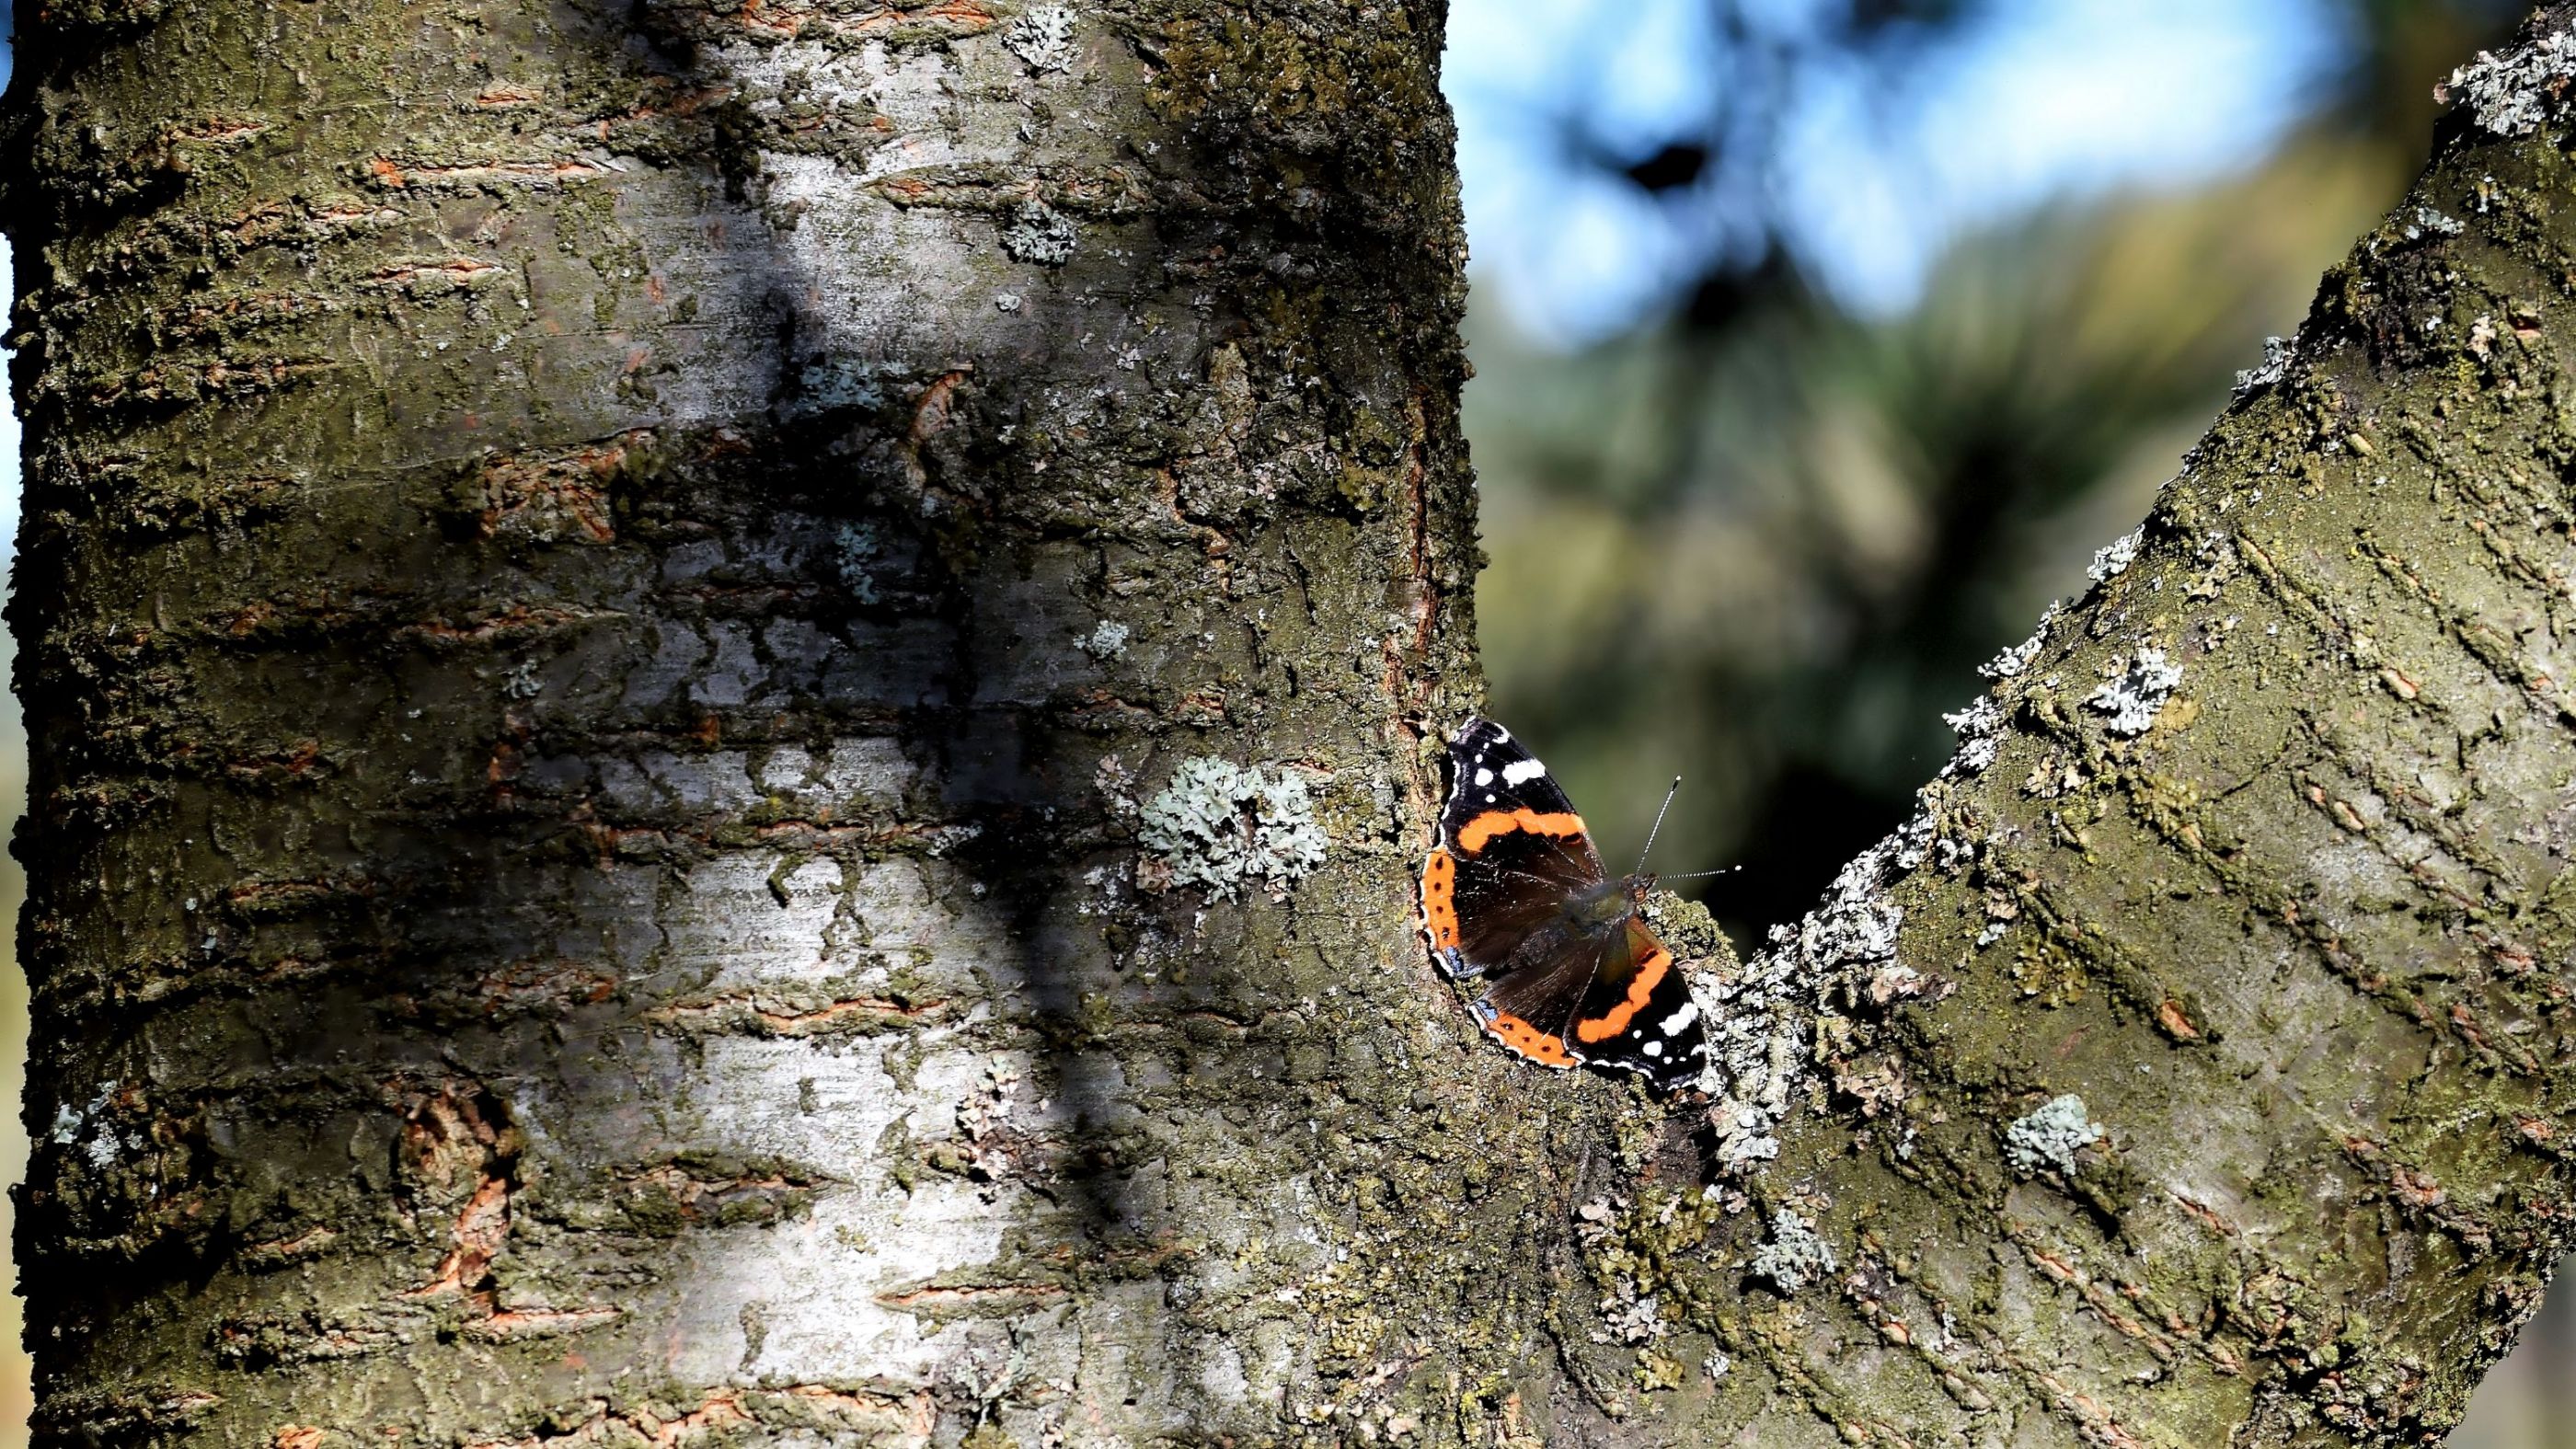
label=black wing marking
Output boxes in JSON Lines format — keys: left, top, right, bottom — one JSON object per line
{"left": 1443, "top": 717, "right": 1581, "bottom": 823}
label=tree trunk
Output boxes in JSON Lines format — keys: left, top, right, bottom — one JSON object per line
{"left": 12, "top": 0, "right": 2576, "bottom": 1443}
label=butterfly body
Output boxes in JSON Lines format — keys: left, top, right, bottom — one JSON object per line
{"left": 1418, "top": 718, "right": 1709, "bottom": 1092}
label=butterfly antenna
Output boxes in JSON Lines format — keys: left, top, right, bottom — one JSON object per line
{"left": 1637, "top": 776, "right": 1683, "bottom": 874}
{"left": 1659, "top": 867, "right": 1743, "bottom": 881}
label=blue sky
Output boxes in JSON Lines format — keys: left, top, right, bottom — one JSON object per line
{"left": 1443, "top": 0, "right": 2349, "bottom": 339}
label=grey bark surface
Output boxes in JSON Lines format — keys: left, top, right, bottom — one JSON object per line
{"left": 4, "top": 0, "right": 1482, "bottom": 1441}
{"left": 11, "top": 0, "right": 2576, "bottom": 1445}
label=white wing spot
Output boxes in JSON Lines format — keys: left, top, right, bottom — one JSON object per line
{"left": 1642, "top": 1040, "right": 1664, "bottom": 1057}
{"left": 1659, "top": 1002, "right": 1698, "bottom": 1037}
{"left": 1501, "top": 758, "right": 1547, "bottom": 787}
{"left": 1484, "top": 793, "right": 1496, "bottom": 802}
{"left": 1474, "top": 767, "right": 1494, "bottom": 787}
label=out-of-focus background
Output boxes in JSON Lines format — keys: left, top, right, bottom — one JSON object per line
{"left": 0, "top": 1, "right": 2568, "bottom": 1442}
{"left": 1444, "top": 0, "right": 2570, "bottom": 1443}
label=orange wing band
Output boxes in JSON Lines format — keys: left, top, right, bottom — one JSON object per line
{"left": 1574, "top": 943, "right": 1673, "bottom": 1044}
{"left": 1485, "top": 1011, "right": 1578, "bottom": 1068}
{"left": 1420, "top": 848, "right": 1461, "bottom": 949}
{"left": 1455, "top": 809, "right": 1587, "bottom": 855}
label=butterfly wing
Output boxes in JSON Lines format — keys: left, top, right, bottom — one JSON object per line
{"left": 1421, "top": 717, "right": 1606, "bottom": 981}
{"left": 1418, "top": 718, "right": 1618, "bottom": 1073}
{"left": 1470, "top": 917, "right": 1606, "bottom": 1070}
{"left": 1441, "top": 717, "right": 1592, "bottom": 828}
{"left": 1567, "top": 917, "right": 1708, "bottom": 1092}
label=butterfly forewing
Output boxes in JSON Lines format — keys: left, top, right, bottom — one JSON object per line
{"left": 1567, "top": 918, "right": 1707, "bottom": 1091}
{"left": 1422, "top": 719, "right": 1604, "bottom": 980}
{"left": 1440, "top": 719, "right": 1603, "bottom": 884}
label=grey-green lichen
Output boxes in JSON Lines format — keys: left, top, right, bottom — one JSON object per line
{"left": 833, "top": 523, "right": 884, "bottom": 604}
{"left": 2440, "top": 24, "right": 2576, "bottom": 137}
{"left": 1137, "top": 756, "right": 1327, "bottom": 899}
{"left": 1001, "top": 200, "right": 1076, "bottom": 265}
{"left": 1746, "top": 1208, "right": 1834, "bottom": 1294}
{"left": 2004, "top": 1093, "right": 2105, "bottom": 1177}
{"left": 1004, "top": 6, "right": 1077, "bottom": 73}
{"left": 1078, "top": 620, "right": 1130, "bottom": 660}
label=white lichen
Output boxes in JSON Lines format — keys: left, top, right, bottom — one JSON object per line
{"left": 1598, "top": 1294, "right": 1662, "bottom": 1345}
{"left": 51, "top": 1083, "right": 114, "bottom": 1145}
{"left": 2233, "top": 335, "right": 2295, "bottom": 397}
{"left": 1748, "top": 1208, "right": 1835, "bottom": 1294}
{"left": 1698, "top": 824, "right": 1910, "bottom": 1151}
{"left": 1573, "top": 1197, "right": 1668, "bottom": 1343}
{"left": 2005, "top": 1093, "right": 2105, "bottom": 1177}
{"left": 1138, "top": 757, "right": 1328, "bottom": 899}
{"left": 1940, "top": 696, "right": 2006, "bottom": 776}
{"left": 2409, "top": 204, "right": 2464, "bottom": 238}
{"left": 1093, "top": 753, "right": 1137, "bottom": 817}
{"left": 2086, "top": 525, "right": 2145, "bottom": 583}
{"left": 1801, "top": 849, "right": 1905, "bottom": 970}
{"left": 1002, "top": 199, "right": 1077, "bottom": 266}
{"left": 52, "top": 1082, "right": 132, "bottom": 1171}
{"left": 2087, "top": 647, "right": 2183, "bottom": 736}
{"left": 1078, "top": 620, "right": 1130, "bottom": 660}
{"left": 1892, "top": 806, "right": 1936, "bottom": 871}
{"left": 2440, "top": 27, "right": 2576, "bottom": 137}
{"left": 1004, "top": 5, "right": 1078, "bottom": 72}
{"left": 1980, "top": 604, "right": 2055, "bottom": 680}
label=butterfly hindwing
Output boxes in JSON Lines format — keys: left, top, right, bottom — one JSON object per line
{"left": 1471, "top": 918, "right": 1601, "bottom": 1071}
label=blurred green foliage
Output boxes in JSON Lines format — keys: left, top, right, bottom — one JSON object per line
{"left": 1468, "top": 0, "right": 2518, "bottom": 941}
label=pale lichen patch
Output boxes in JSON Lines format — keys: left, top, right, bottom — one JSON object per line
{"left": 2086, "top": 526, "right": 2145, "bottom": 584}
{"left": 1004, "top": 5, "right": 1077, "bottom": 73}
{"left": 2088, "top": 648, "right": 2183, "bottom": 737}
{"left": 1078, "top": 620, "right": 1130, "bottom": 660}
{"left": 2233, "top": 335, "right": 2296, "bottom": 397}
{"left": 1699, "top": 827, "right": 1911, "bottom": 1166}
{"left": 2439, "top": 26, "right": 2576, "bottom": 137}
{"left": 2004, "top": 1093, "right": 2105, "bottom": 1177}
{"left": 1747, "top": 1208, "right": 1834, "bottom": 1294}
{"left": 1980, "top": 604, "right": 2055, "bottom": 680}
{"left": 1001, "top": 200, "right": 1076, "bottom": 265}
{"left": 834, "top": 522, "right": 883, "bottom": 604}
{"left": 1137, "top": 757, "right": 1328, "bottom": 899}
{"left": 2409, "top": 204, "right": 2465, "bottom": 238}
{"left": 1940, "top": 697, "right": 2006, "bottom": 776}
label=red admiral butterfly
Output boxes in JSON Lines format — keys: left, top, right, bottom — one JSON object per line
{"left": 1420, "top": 718, "right": 1710, "bottom": 1092}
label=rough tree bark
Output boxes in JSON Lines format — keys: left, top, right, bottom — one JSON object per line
{"left": 11, "top": 0, "right": 2576, "bottom": 1443}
